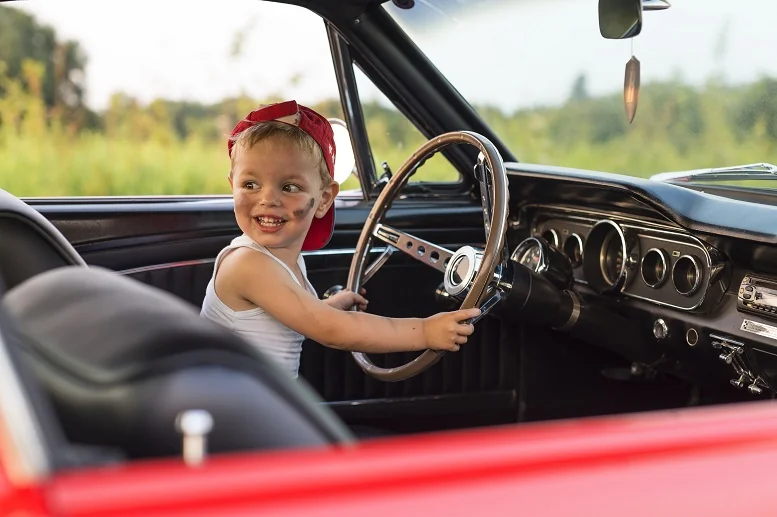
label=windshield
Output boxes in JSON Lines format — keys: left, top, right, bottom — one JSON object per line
{"left": 385, "top": 0, "right": 777, "bottom": 189}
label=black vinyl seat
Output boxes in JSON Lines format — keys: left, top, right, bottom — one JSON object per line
{"left": 2, "top": 265, "right": 354, "bottom": 459}
{"left": 0, "top": 188, "right": 85, "bottom": 291}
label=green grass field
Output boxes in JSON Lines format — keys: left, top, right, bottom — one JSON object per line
{"left": 3, "top": 74, "right": 777, "bottom": 197}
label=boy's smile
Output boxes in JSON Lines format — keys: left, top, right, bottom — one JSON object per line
{"left": 254, "top": 215, "right": 286, "bottom": 233}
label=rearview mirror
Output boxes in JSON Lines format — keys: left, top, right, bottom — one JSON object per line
{"left": 598, "top": 0, "right": 642, "bottom": 39}
{"left": 328, "top": 118, "right": 357, "bottom": 185}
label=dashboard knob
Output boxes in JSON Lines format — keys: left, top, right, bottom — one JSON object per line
{"left": 730, "top": 374, "right": 748, "bottom": 389}
{"left": 748, "top": 382, "right": 763, "bottom": 395}
{"left": 652, "top": 318, "right": 669, "bottom": 340}
{"left": 719, "top": 349, "right": 741, "bottom": 364}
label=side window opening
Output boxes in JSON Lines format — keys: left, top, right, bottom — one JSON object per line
{"left": 0, "top": 1, "right": 358, "bottom": 198}
{"left": 352, "top": 65, "right": 461, "bottom": 186}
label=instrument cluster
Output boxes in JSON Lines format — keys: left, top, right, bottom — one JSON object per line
{"left": 512, "top": 208, "right": 729, "bottom": 311}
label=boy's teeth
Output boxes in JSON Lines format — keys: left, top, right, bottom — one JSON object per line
{"left": 257, "top": 217, "right": 283, "bottom": 226}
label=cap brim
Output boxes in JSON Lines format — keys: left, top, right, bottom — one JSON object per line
{"left": 301, "top": 204, "right": 335, "bottom": 251}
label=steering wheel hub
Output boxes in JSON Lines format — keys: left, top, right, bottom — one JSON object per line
{"left": 444, "top": 246, "right": 482, "bottom": 297}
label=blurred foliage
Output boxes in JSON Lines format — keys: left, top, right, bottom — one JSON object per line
{"left": 2, "top": 5, "right": 777, "bottom": 197}
{"left": 477, "top": 75, "right": 777, "bottom": 186}
{"left": 0, "top": 5, "right": 97, "bottom": 131}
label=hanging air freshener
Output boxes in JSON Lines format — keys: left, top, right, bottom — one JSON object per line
{"left": 623, "top": 43, "right": 641, "bottom": 124}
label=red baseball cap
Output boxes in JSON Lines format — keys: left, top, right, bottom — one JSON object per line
{"left": 228, "top": 100, "right": 336, "bottom": 251}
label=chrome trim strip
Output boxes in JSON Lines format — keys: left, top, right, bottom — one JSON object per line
{"left": 120, "top": 258, "right": 215, "bottom": 276}
{"left": 619, "top": 225, "right": 711, "bottom": 262}
{"left": 118, "top": 247, "right": 389, "bottom": 276}
{"left": 0, "top": 322, "right": 50, "bottom": 483}
{"left": 529, "top": 204, "right": 681, "bottom": 232}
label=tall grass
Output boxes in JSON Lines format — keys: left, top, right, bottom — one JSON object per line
{"left": 3, "top": 60, "right": 777, "bottom": 197}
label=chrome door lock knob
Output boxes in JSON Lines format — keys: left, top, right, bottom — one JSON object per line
{"left": 176, "top": 409, "right": 214, "bottom": 466}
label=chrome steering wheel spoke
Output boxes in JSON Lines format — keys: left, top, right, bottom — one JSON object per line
{"left": 468, "top": 287, "right": 505, "bottom": 325}
{"left": 372, "top": 223, "right": 454, "bottom": 274}
{"left": 362, "top": 245, "right": 397, "bottom": 285}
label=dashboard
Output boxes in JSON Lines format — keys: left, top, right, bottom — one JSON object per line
{"left": 501, "top": 164, "right": 777, "bottom": 400}
{"left": 513, "top": 206, "right": 728, "bottom": 312}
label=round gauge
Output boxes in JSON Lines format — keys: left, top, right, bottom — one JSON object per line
{"left": 672, "top": 255, "right": 703, "bottom": 296}
{"left": 541, "top": 229, "right": 559, "bottom": 247}
{"left": 582, "top": 219, "right": 634, "bottom": 293}
{"left": 563, "top": 233, "right": 584, "bottom": 268}
{"left": 511, "top": 237, "right": 574, "bottom": 289}
{"left": 600, "top": 232, "right": 624, "bottom": 286}
{"left": 641, "top": 248, "right": 669, "bottom": 288}
{"left": 518, "top": 243, "right": 542, "bottom": 270}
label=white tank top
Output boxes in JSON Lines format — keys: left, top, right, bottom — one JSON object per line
{"left": 200, "top": 235, "right": 317, "bottom": 378}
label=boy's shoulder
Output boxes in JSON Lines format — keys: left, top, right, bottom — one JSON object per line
{"left": 219, "top": 244, "right": 271, "bottom": 273}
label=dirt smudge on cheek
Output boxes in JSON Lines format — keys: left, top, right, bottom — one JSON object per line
{"left": 293, "top": 197, "right": 316, "bottom": 218}
{"left": 234, "top": 195, "right": 249, "bottom": 209}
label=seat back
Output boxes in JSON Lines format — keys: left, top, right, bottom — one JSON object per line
{"left": 2, "top": 266, "right": 353, "bottom": 459}
{"left": 0, "top": 189, "right": 85, "bottom": 291}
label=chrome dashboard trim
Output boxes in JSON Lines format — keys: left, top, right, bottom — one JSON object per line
{"left": 563, "top": 233, "right": 585, "bottom": 268}
{"left": 511, "top": 237, "right": 548, "bottom": 274}
{"left": 525, "top": 205, "right": 727, "bottom": 311}
{"left": 526, "top": 204, "right": 681, "bottom": 233}
{"left": 640, "top": 247, "right": 669, "bottom": 288}
{"left": 672, "top": 254, "right": 704, "bottom": 296}
{"left": 583, "top": 219, "right": 630, "bottom": 292}
{"left": 619, "top": 230, "right": 720, "bottom": 311}
{"left": 541, "top": 228, "right": 560, "bottom": 247}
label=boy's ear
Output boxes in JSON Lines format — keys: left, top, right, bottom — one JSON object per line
{"left": 316, "top": 181, "right": 339, "bottom": 218}
{"left": 227, "top": 172, "right": 234, "bottom": 189}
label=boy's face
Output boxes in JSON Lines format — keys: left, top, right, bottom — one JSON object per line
{"left": 229, "top": 138, "right": 338, "bottom": 253}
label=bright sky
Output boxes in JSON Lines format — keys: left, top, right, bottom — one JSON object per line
{"left": 10, "top": 0, "right": 777, "bottom": 112}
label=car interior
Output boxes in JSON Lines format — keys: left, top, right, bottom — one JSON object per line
{"left": 2, "top": 0, "right": 777, "bottom": 474}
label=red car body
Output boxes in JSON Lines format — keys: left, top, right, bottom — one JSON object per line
{"left": 4, "top": 400, "right": 777, "bottom": 516}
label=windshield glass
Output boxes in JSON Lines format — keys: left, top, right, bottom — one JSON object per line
{"left": 385, "top": 0, "right": 777, "bottom": 188}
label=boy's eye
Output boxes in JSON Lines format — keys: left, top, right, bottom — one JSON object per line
{"left": 243, "top": 181, "right": 258, "bottom": 190}
{"left": 283, "top": 184, "right": 302, "bottom": 193}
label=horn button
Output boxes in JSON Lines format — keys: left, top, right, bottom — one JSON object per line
{"left": 444, "top": 246, "right": 483, "bottom": 297}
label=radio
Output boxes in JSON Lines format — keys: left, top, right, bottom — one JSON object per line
{"left": 737, "top": 274, "right": 777, "bottom": 319}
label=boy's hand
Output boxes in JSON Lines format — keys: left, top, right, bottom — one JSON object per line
{"left": 324, "top": 288, "right": 369, "bottom": 311}
{"left": 423, "top": 308, "right": 481, "bottom": 352}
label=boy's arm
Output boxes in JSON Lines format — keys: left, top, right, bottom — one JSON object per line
{"left": 221, "top": 248, "right": 476, "bottom": 353}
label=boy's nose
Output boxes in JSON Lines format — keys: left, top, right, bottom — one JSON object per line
{"left": 257, "top": 188, "right": 281, "bottom": 206}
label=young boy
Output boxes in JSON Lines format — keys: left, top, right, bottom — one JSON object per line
{"left": 200, "top": 100, "right": 480, "bottom": 378}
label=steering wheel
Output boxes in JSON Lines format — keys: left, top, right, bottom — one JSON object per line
{"left": 347, "top": 131, "right": 510, "bottom": 382}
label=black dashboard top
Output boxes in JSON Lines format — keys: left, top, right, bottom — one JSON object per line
{"left": 506, "top": 162, "right": 777, "bottom": 245}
